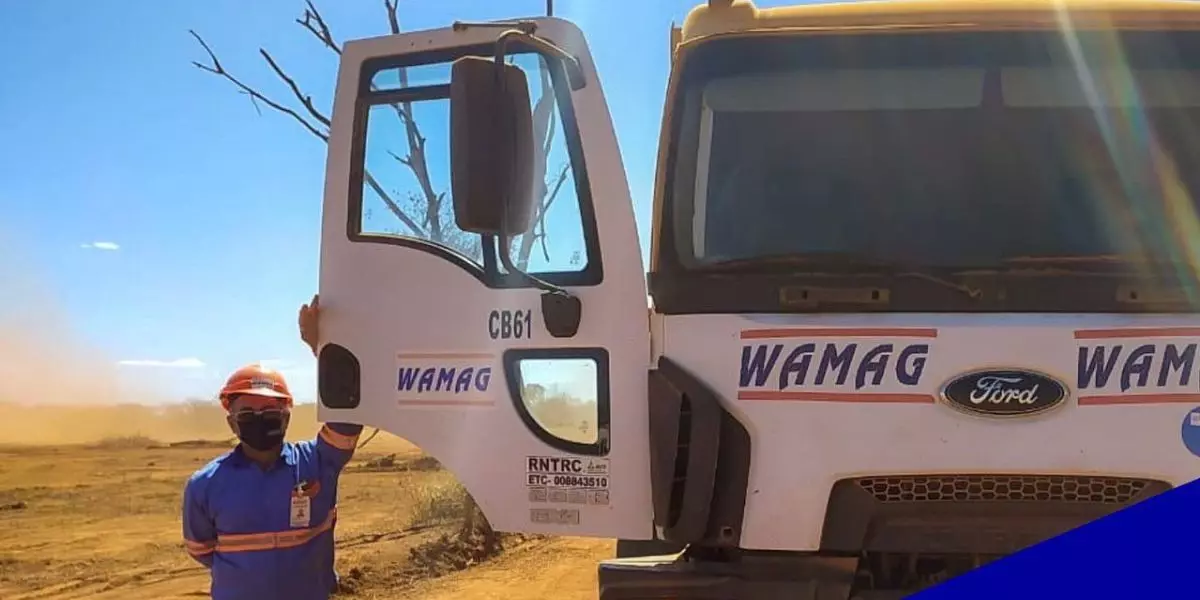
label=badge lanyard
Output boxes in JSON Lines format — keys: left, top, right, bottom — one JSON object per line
{"left": 289, "top": 454, "right": 311, "bottom": 529}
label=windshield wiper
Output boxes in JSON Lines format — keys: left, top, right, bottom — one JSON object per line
{"left": 699, "top": 252, "right": 983, "bottom": 300}
{"left": 700, "top": 252, "right": 871, "bottom": 270}
{"left": 1002, "top": 254, "right": 1175, "bottom": 272}
{"left": 1006, "top": 254, "right": 1130, "bottom": 265}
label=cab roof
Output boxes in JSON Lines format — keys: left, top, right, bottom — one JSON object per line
{"left": 680, "top": 0, "right": 1200, "bottom": 42}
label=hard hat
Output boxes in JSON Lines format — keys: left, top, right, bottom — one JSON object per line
{"left": 219, "top": 363, "right": 294, "bottom": 410}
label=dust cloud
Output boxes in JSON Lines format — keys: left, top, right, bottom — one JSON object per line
{"left": 0, "top": 401, "right": 325, "bottom": 446}
{"left": 0, "top": 233, "right": 252, "bottom": 445}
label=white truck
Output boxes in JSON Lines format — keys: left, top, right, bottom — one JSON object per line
{"left": 314, "top": 0, "right": 1200, "bottom": 597}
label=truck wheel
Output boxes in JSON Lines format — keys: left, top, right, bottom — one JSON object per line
{"left": 615, "top": 539, "right": 686, "bottom": 558}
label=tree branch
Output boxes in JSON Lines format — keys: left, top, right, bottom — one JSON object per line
{"left": 515, "top": 163, "right": 571, "bottom": 270}
{"left": 259, "top": 49, "right": 331, "bottom": 128}
{"left": 293, "top": 2, "right": 425, "bottom": 235}
{"left": 514, "top": 63, "right": 563, "bottom": 270}
{"left": 534, "top": 66, "right": 556, "bottom": 159}
{"left": 190, "top": 27, "right": 426, "bottom": 239}
{"left": 297, "top": 0, "right": 341, "bottom": 55}
{"left": 191, "top": 0, "right": 560, "bottom": 282}
{"left": 364, "top": 171, "right": 426, "bottom": 236}
{"left": 377, "top": 1, "right": 487, "bottom": 268}
{"left": 384, "top": 0, "right": 401, "bottom": 34}
{"left": 536, "top": 163, "right": 572, "bottom": 261}
{"left": 189, "top": 30, "right": 329, "bottom": 142}
{"left": 372, "top": 0, "right": 444, "bottom": 240}
{"left": 544, "top": 164, "right": 571, "bottom": 217}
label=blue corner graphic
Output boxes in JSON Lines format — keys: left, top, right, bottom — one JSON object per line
{"left": 912, "top": 476, "right": 1200, "bottom": 599}
{"left": 1183, "top": 406, "right": 1200, "bottom": 458}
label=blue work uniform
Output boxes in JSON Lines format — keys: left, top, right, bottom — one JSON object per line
{"left": 181, "top": 422, "right": 364, "bottom": 600}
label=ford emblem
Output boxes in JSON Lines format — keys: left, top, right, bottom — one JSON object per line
{"left": 939, "top": 369, "right": 1069, "bottom": 417}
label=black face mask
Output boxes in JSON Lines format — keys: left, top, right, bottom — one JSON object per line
{"left": 235, "top": 413, "right": 287, "bottom": 452}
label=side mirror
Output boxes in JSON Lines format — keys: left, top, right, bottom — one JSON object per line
{"left": 449, "top": 56, "right": 536, "bottom": 237}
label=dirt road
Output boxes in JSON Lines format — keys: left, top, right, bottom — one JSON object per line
{"left": 403, "top": 537, "right": 612, "bottom": 600}
{"left": 0, "top": 433, "right": 609, "bottom": 599}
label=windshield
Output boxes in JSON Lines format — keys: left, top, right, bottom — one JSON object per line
{"left": 669, "top": 31, "right": 1200, "bottom": 274}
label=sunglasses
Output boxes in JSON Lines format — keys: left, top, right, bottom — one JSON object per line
{"left": 230, "top": 397, "right": 289, "bottom": 420}
{"left": 233, "top": 407, "right": 286, "bottom": 419}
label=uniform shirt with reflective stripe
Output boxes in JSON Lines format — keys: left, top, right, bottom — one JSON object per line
{"left": 182, "top": 422, "right": 363, "bottom": 600}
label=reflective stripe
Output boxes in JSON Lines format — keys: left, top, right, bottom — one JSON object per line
{"left": 185, "top": 538, "right": 216, "bottom": 556}
{"left": 319, "top": 426, "right": 359, "bottom": 451}
{"left": 215, "top": 507, "right": 337, "bottom": 553}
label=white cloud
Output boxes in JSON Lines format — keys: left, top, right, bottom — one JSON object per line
{"left": 117, "top": 357, "right": 206, "bottom": 368}
{"left": 80, "top": 241, "right": 120, "bottom": 251}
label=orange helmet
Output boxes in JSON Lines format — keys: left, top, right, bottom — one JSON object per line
{"left": 219, "top": 363, "right": 294, "bottom": 411}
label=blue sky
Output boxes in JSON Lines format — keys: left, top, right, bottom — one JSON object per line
{"left": 0, "top": 0, "right": 796, "bottom": 404}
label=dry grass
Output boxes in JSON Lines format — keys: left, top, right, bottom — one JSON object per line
{"left": 402, "top": 474, "right": 471, "bottom": 529}
{"left": 90, "top": 435, "right": 165, "bottom": 450}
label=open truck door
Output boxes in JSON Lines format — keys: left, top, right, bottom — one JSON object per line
{"left": 314, "top": 18, "right": 652, "bottom": 540}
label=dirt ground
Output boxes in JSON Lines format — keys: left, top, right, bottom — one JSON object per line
{"left": 0, "top": 421, "right": 611, "bottom": 599}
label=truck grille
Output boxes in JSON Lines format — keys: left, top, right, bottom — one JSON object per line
{"left": 856, "top": 474, "right": 1155, "bottom": 504}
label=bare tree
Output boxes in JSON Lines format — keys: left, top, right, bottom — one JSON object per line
{"left": 190, "top": 0, "right": 571, "bottom": 270}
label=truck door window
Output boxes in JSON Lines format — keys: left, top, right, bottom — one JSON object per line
{"left": 505, "top": 348, "right": 611, "bottom": 455}
{"left": 517, "top": 357, "right": 599, "bottom": 444}
{"left": 352, "top": 51, "right": 594, "bottom": 284}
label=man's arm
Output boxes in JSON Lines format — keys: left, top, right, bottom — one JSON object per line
{"left": 181, "top": 476, "right": 217, "bottom": 568}
{"left": 300, "top": 294, "right": 366, "bottom": 470}
{"left": 316, "top": 422, "right": 364, "bottom": 472}
{"left": 300, "top": 294, "right": 367, "bottom": 470}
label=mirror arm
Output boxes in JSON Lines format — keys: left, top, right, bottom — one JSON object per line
{"left": 493, "top": 29, "right": 587, "bottom": 91}
{"left": 498, "top": 235, "right": 582, "bottom": 339}
{"left": 453, "top": 20, "right": 538, "bottom": 35}
{"left": 497, "top": 234, "right": 562, "bottom": 295}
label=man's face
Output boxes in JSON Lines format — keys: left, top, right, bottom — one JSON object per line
{"left": 225, "top": 394, "right": 292, "bottom": 438}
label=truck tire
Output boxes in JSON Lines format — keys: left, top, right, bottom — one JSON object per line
{"left": 614, "top": 539, "right": 686, "bottom": 558}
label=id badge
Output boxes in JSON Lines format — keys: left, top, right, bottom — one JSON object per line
{"left": 290, "top": 495, "right": 311, "bottom": 528}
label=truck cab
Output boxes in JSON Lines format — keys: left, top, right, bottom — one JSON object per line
{"left": 315, "top": 1, "right": 1200, "bottom": 597}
